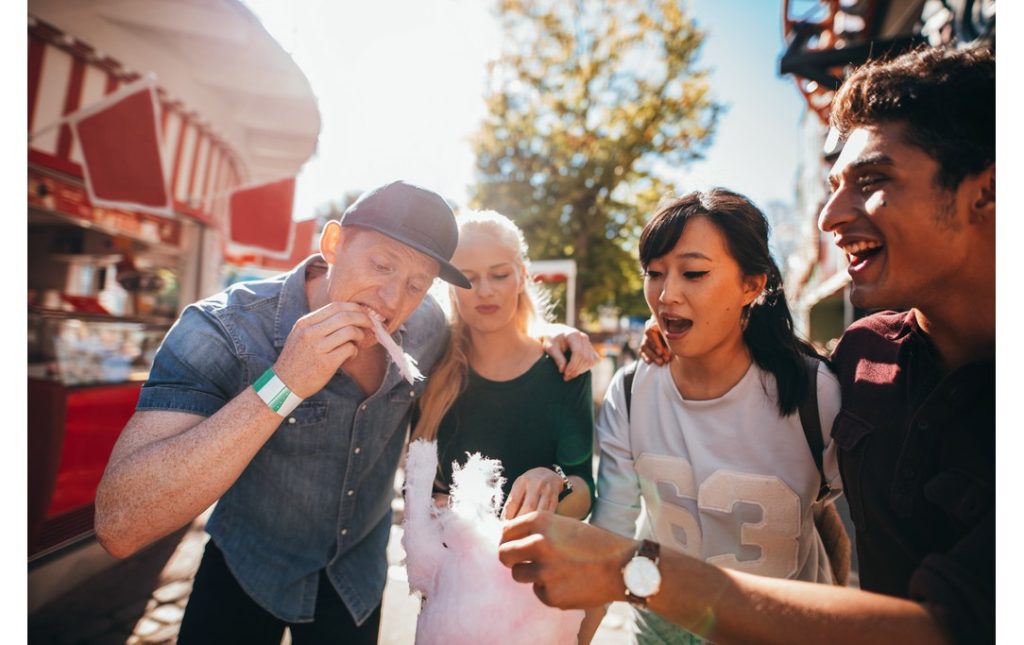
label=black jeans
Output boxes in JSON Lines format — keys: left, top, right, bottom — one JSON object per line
{"left": 178, "top": 540, "right": 381, "bottom": 645}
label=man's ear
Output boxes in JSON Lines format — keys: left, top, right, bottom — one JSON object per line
{"left": 968, "top": 164, "right": 995, "bottom": 225}
{"left": 319, "top": 221, "right": 343, "bottom": 264}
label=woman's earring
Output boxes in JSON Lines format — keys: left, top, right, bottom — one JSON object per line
{"left": 740, "top": 305, "right": 751, "bottom": 331}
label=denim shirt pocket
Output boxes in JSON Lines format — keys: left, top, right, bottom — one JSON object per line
{"left": 831, "top": 408, "right": 875, "bottom": 531}
{"left": 265, "top": 399, "right": 330, "bottom": 455}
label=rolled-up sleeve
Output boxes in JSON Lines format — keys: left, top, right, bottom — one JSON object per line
{"left": 136, "top": 305, "right": 243, "bottom": 417}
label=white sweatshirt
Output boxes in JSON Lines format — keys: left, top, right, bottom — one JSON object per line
{"left": 592, "top": 360, "right": 842, "bottom": 583}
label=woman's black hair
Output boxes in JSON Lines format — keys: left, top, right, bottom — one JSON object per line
{"left": 638, "top": 188, "right": 817, "bottom": 416}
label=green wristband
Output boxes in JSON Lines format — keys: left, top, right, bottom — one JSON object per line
{"left": 253, "top": 367, "right": 303, "bottom": 417}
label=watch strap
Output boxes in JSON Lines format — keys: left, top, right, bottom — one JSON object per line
{"left": 638, "top": 538, "right": 660, "bottom": 562}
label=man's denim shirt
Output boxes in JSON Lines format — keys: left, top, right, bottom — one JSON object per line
{"left": 136, "top": 255, "right": 448, "bottom": 624}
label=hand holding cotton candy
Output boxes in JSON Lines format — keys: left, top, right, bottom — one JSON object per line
{"left": 367, "top": 309, "right": 423, "bottom": 384}
{"left": 401, "top": 440, "right": 584, "bottom": 645}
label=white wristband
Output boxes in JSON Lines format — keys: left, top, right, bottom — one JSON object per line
{"left": 253, "top": 367, "right": 303, "bottom": 418}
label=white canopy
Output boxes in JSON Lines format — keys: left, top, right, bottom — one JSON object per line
{"left": 29, "top": 0, "right": 321, "bottom": 183}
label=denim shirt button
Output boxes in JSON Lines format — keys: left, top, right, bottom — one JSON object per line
{"left": 341, "top": 528, "right": 348, "bottom": 536}
{"left": 288, "top": 417, "right": 296, "bottom": 424}
{"left": 354, "top": 447, "right": 361, "bottom": 454}
{"left": 347, "top": 489, "right": 355, "bottom": 496}
{"left": 360, "top": 404, "right": 367, "bottom": 411}
{"left": 409, "top": 390, "right": 415, "bottom": 397}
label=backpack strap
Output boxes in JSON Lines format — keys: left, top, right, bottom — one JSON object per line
{"left": 623, "top": 360, "right": 638, "bottom": 421}
{"left": 798, "top": 354, "right": 851, "bottom": 586}
{"left": 797, "top": 354, "right": 831, "bottom": 503}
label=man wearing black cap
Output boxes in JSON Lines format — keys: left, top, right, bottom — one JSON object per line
{"left": 95, "top": 180, "right": 591, "bottom": 643}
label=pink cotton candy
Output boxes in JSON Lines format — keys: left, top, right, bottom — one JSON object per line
{"left": 402, "top": 440, "right": 584, "bottom": 645}
{"left": 368, "top": 310, "right": 423, "bottom": 384}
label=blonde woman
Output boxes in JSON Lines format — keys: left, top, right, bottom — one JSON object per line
{"left": 412, "top": 210, "right": 594, "bottom": 520}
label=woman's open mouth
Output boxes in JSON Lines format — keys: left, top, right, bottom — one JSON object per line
{"left": 661, "top": 314, "right": 693, "bottom": 339}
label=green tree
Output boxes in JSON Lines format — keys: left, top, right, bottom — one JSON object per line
{"left": 470, "top": 0, "right": 721, "bottom": 323}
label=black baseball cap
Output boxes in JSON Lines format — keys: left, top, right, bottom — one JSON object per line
{"left": 340, "top": 180, "right": 471, "bottom": 289}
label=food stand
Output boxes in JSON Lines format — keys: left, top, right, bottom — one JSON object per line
{"left": 27, "top": 0, "right": 320, "bottom": 609}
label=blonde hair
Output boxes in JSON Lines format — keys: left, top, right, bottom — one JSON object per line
{"left": 412, "top": 210, "right": 551, "bottom": 441}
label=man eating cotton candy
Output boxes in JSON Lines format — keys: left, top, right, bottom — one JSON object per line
{"left": 95, "top": 180, "right": 597, "bottom": 643}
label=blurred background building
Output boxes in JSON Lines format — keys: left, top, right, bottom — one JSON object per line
{"left": 778, "top": 0, "right": 995, "bottom": 351}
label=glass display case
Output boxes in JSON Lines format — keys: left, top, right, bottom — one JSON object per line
{"left": 28, "top": 310, "right": 171, "bottom": 386}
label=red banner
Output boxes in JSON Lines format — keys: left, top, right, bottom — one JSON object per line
{"left": 68, "top": 78, "right": 172, "bottom": 217}
{"left": 260, "top": 218, "right": 319, "bottom": 270}
{"left": 228, "top": 177, "right": 296, "bottom": 258}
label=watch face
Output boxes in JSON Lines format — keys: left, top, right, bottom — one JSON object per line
{"left": 624, "top": 556, "right": 661, "bottom": 598}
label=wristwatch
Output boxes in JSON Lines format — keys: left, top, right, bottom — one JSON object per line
{"left": 550, "top": 464, "right": 574, "bottom": 501}
{"left": 623, "top": 539, "right": 661, "bottom": 606}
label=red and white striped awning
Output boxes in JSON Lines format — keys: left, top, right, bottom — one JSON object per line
{"left": 28, "top": 0, "right": 320, "bottom": 258}
{"left": 30, "top": 22, "right": 238, "bottom": 227}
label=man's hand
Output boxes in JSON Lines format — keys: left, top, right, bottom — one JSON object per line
{"left": 638, "top": 318, "right": 671, "bottom": 366}
{"left": 503, "top": 468, "right": 564, "bottom": 519}
{"left": 274, "top": 302, "right": 373, "bottom": 397}
{"left": 498, "top": 511, "right": 634, "bottom": 609}
{"left": 542, "top": 325, "right": 600, "bottom": 380}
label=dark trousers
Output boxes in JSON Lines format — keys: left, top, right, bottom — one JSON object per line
{"left": 178, "top": 540, "right": 381, "bottom": 645}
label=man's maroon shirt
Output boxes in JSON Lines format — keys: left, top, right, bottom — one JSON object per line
{"left": 830, "top": 310, "right": 994, "bottom": 643}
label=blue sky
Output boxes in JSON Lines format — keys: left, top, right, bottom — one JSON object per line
{"left": 675, "top": 0, "right": 807, "bottom": 209}
{"left": 243, "top": 0, "right": 809, "bottom": 217}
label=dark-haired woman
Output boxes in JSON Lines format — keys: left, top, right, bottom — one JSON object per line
{"left": 584, "top": 189, "right": 843, "bottom": 644}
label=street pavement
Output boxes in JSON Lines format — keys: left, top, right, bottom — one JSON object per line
{"left": 28, "top": 486, "right": 633, "bottom": 644}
